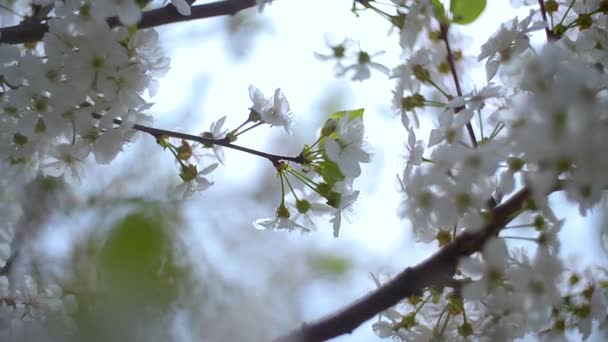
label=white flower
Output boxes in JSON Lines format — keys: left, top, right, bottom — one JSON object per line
{"left": 95, "top": 0, "right": 142, "bottom": 25}
{"left": 175, "top": 163, "right": 218, "bottom": 198}
{"left": 253, "top": 216, "right": 310, "bottom": 232}
{"left": 264, "top": 88, "right": 294, "bottom": 134}
{"left": 91, "top": 108, "right": 151, "bottom": 164}
{"left": 63, "top": 23, "right": 129, "bottom": 91}
{"left": 403, "top": 128, "right": 424, "bottom": 177}
{"left": 98, "top": 63, "right": 149, "bottom": 114}
{"left": 461, "top": 238, "right": 509, "bottom": 299}
{"left": 248, "top": 84, "right": 270, "bottom": 114}
{"left": 478, "top": 9, "right": 545, "bottom": 81}
{"left": 209, "top": 116, "right": 228, "bottom": 164}
{"left": 447, "top": 84, "right": 504, "bottom": 111}
{"left": 339, "top": 50, "right": 390, "bottom": 81}
{"left": 325, "top": 115, "right": 371, "bottom": 178}
{"left": 428, "top": 108, "right": 474, "bottom": 147}
{"left": 248, "top": 85, "right": 294, "bottom": 134}
{"left": 329, "top": 187, "right": 359, "bottom": 237}
{"left": 372, "top": 320, "right": 396, "bottom": 338}
{"left": 127, "top": 29, "right": 171, "bottom": 78}
{"left": 43, "top": 142, "right": 90, "bottom": 180}
{"left": 172, "top": 0, "right": 192, "bottom": 16}
{"left": 391, "top": 49, "right": 436, "bottom": 93}
{"left": 397, "top": 0, "right": 435, "bottom": 50}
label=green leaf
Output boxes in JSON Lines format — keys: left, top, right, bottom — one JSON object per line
{"left": 316, "top": 159, "right": 344, "bottom": 186}
{"left": 70, "top": 207, "right": 190, "bottom": 342}
{"left": 312, "top": 254, "right": 351, "bottom": 276}
{"left": 328, "top": 108, "right": 364, "bottom": 122}
{"left": 431, "top": 0, "right": 447, "bottom": 23}
{"left": 98, "top": 210, "right": 184, "bottom": 307}
{"left": 450, "top": 0, "right": 486, "bottom": 25}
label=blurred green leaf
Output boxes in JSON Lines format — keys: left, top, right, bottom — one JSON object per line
{"left": 70, "top": 207, "right": 189, "bottom": 342}
{"left": 312, "top": 254, "right": 351, "bottom": 276}
{"left": 450, "top": 0, "right": 486, "bottom": 25}
{"left": 99, "top": 209, "right": 183, "bottom": 307}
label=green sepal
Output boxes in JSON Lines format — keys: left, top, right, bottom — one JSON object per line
{"left": 179, "top": 164, "right": 198, "bottom": 182}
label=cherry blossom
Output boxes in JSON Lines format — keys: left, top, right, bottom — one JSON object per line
{"left": 324, "top": 115, "right": 371, "bottom": 178}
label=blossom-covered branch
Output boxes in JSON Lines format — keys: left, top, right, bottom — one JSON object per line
{"left": 274, "top": 187, "right": 532, "bottom": 342}
{"left": 0, "top": 0, "right": 256, "bottom": 44}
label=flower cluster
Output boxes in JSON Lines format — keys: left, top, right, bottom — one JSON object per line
{"left": 314, "top": 35, "right": 389, "bottom": 81}
{"left": 346, "top": 0, "right": 608, "bottom": 340}
{"left": 0, "top": 0, "right": 175, "bottom": 183}
{"left": 248, "top": 85, "right": 294, "bottom": 134}
{"left": 253, "top": 109, "right": 371, "bottom": 236}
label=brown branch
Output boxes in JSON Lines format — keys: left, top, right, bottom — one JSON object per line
{"left": 0, "top": 0, "right": 256, "bottom": 44}
{"left": 96, "top": 113, "right": 307, "bottom": 165}
{"left": 537, "top": 0, "right": 558, "bottom": 41}
{"left": 22, "top": 4, "right": 54, "bottom": 25}
{"left": 439, "top": 23, "right": 478, "bottom": 149}
{"left": 274, "top": 187, "right": 532, "bottom": 342}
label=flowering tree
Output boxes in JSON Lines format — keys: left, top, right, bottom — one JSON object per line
{"left": 0, "top": 0, "right": 608, "bottom": 341}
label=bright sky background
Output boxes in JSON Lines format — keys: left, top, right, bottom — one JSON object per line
{"left": 84, "top": 0, "right": 608, "bottom": 340}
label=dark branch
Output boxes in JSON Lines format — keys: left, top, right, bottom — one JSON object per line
{"left": 22, "top": 4, "right": 54, "bottom": 25}
{"left": 0, "top": 0, "right": 256, "bottom": 44}
{"left": 274, "top": 187, "right": 532, "bottom": 342}
{"left": 94, "top": 113, "right": 306, "bottom": 165}
{"left": 537, "top": 0, "right": 558, "bottom": 41}
{"left": 440, "top": 23, "right": 478, "bottom": 149}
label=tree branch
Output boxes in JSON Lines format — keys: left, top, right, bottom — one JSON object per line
{"left": 274, "top": 187, "right": 532, "bottom": 342}
{"left": 537, "top": 0, "right": 558, "bottom": 41}
{"left": 440, "top": 23, "right": 478, "bottom": 149}
{"left": 0, "top": 0, "right": 256, "bottom": 44}
{"left": 98, "top": 114, "right": 307, "bottom": 165}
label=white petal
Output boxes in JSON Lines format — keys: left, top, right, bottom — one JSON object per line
{"left": 172, "top": 0, "right": 191, "bottom": 16}
{"left": 324, "top": 139, "right": 341, "bottom": 162}
{"left": 486, "top": 59, "right": 500, "bottom": 82}
{"left": 200, "top": 163, "right": 219, "bottom": 175}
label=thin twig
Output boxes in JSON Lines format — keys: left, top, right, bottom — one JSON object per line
{"left": 440, "top": 23, "right": 478, "bottom": 148}
{"left": 537, "top": 0, "right": 558, "bottom": 41}
{"left": 0, "top": 0, "right": 256, "bottom": 44}
{"left": 94, "top": 113, "right": 306, "bottom": 164}
{"left": 440, "top": 23, "right": 498, "bottom": 208}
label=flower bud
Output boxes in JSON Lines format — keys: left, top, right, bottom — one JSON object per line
{"left": 248, "top": 109, "right": 261, "bottom": 122}
{"left": 325, "top": 191, "right": 342, "bottom": 209}
{"left": 276, "top": 205, "right": 290, "bottom": 218}
{"left": 227, "top": 132, "right": 237, "bottom": 142}
{"left": 296, "top": 199, "right": 311, "bottom": 214}
{"left": 321, "top": 119, "right": 337, "bottom": 137}
{"left": 201, "top": 132, "right": 214, "bottom": 148}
